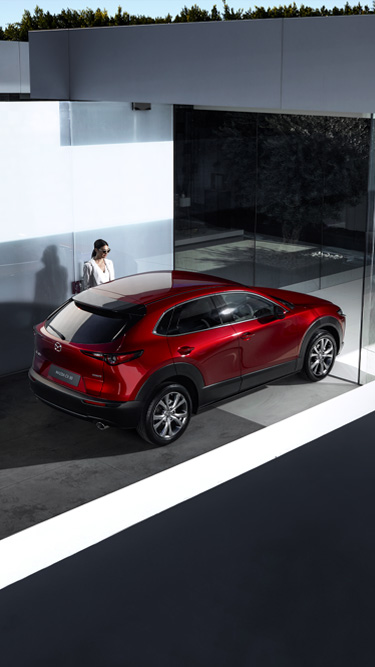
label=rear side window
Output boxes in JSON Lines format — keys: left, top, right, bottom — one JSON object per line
{"left": 45, "top": 301, "right": 142, "bottom": 344}
{"left": 166, "top": 296, "right": 221, "bottom": 335}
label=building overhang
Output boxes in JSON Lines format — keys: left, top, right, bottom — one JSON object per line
{"left": 26, "top": 15, "right": 375, "bottom": 115}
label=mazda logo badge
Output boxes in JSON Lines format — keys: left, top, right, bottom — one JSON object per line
{"left": 54, "top": 342, "right": 62, "bottom": 352}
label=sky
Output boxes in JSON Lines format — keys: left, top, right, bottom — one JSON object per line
{"left": 0, "top": 0, "right": 346, "bottom": 28}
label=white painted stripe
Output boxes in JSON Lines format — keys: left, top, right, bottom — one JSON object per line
{"left": 0, "top": 380, "right": 374, "bottom": 590}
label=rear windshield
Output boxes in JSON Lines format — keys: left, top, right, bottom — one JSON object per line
{"left": 45, "top": 300, "right": 143, "bottom": 344}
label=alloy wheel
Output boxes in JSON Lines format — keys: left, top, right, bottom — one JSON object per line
{"left": 152, "top": 391, "right": 189, "bottom": 441}
{"left": 308, "top": 335, "right": 335, "bottom": 378}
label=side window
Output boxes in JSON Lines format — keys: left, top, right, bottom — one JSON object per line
{"left": 214, "top": 292, "right": 275, "bottom": 323}
{"left": 168, "top": 296, "right": 221, "bottom": 335}
{"left": 156, "top": 309, "right": 173, "bottom": 335}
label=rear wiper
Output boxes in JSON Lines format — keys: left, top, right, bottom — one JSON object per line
{"left": 47, "top": 324, "right": 66, "bottom": 340}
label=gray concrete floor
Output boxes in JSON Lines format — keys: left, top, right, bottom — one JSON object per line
{"left": 0, "top": 371, "right": 262, "bottom": 540}
{"left": 0, "top": 369, "right": 355, "bottom": 541}
{"left": 220, "top": 373, "right": 354, "bottom": 426}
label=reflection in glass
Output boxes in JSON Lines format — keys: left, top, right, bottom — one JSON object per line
{"left": 174, "top": 108, "right": 370, "bottom": 293}
{"left": 256, "top": 113, "right": 323, "bottom": 289}
{"left": 174, "top": 108, "right": 371, "bottom": 383}
{"left": 174, "top": 108, "right": 255, "bottom": 286}
{"left": 321, "top": 116, "right": 369, "bottom": 289}
{"left": 0, "top": 235, "right": 73, "bottom": 376}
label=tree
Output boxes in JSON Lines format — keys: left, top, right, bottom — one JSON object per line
{"left": 173, "top": 4, "right": 214, "bottom": 22}
{"left": 222, "top": 2, "right": 244, "bottom": 19}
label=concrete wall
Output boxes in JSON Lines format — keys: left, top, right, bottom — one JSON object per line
{"left": 29, "top": 15, "right": 375, "bottom": 114}
{"left": 0, "top": 41, "right": 29, "bottom": 93}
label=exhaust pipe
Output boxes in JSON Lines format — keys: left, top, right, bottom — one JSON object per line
{"left": 96, "top": 421, "right": 110, "bottom": 431}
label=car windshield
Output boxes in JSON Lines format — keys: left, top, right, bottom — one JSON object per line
{"left": 45, "top": 300, "right": 143, "bottom": 344}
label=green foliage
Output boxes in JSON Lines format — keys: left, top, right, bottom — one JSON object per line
{"left": 0, "top": 1, "right": 374, "bottom": 41}
{"left": 174, "top": 4, "right": 213, "bottom": 21}
{"left": 222, "top": 2, "right": 245, "bottom": 19}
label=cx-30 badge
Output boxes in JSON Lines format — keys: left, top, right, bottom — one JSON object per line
{"left": 54, "top": 342, "right": 62, "bottom": 352}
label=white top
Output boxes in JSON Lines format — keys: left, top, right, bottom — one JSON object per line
{"left": 83, "top": 258, "right": 115, "bottom": 290}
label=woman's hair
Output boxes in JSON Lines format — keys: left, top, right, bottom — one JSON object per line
{"left": 91, "top": 238, "right": 108, "bottom": 258}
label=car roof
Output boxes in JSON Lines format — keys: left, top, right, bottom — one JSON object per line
{"left": 78, "top": 270, "right": 242, "bottom": 307}
{"left": 74, "top": 270, "right": 334, "bottom": 314}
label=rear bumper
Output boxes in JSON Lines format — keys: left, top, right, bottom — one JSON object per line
{"left": 28, "top": 368, "right": 142, "bottom": 429}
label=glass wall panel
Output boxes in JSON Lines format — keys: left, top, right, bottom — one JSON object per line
{"left": 63, "top": 101, "right": 173, "bottom": 281}
{"left": 321, "top": 116, "right": 370, "bottom": 289}
{"left": 174, "top": 107, "right": 370, "bottom": 292}
{"left": 0, "top": 101, "right": 173, "bottom": 376}
{"left": 317, "top": 117, "right": 370, "bottom": 382}
{"left": 256, "top": 114, "right": 323, "bottom": 290}
{"left": 174, "top": 107, "right": 371, "bottom": 383}
{"left": 174, "top": 108, "right": 256, "bottom": 285}
{"left": 0, "top": 102, "right": 74, "bottom": 375}
{"left": 0, "top": 234, "right": 74, "bottom": 376}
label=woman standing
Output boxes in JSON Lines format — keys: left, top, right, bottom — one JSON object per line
{"left": 83, "top": 239, "right": 115, "bottom": 290}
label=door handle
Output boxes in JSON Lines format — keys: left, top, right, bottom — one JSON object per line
{"left": 177, "top": 346, "right": 194, "bottom": 356}
{"left": 240, "top": 332, "right": 255, "bottom": 341}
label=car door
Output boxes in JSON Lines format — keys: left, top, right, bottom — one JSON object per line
{"left": 213, "top": 291, "right": 302, "bottom": 391}
{"left": 165, "top": 295, "right": 241, "bottom": 401}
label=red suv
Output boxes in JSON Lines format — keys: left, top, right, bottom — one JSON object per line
{"left": 29, "top": 270, "right": 345, "bottom": 445}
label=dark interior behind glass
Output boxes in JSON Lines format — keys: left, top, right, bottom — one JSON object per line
{"left": 174, "top": 107, "right": 370, "bottom": 292}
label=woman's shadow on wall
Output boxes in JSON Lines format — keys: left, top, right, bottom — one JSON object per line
{"left": 34, "top": 245, "right": 68, "bottom": 322}
{"left": 0, "top": 246, "right": 69, "bottom": 374}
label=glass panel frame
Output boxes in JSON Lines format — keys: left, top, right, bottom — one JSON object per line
{"left": 359, "top": 114, "right": 375, "bottom": 384}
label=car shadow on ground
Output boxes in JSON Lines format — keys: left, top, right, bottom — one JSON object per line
{"left": 0, "top": 371, "right": 262, "bottom": 471}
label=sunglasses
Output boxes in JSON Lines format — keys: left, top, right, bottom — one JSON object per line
{"left": 100, "top": 248, "right": 111, "bottom": 254}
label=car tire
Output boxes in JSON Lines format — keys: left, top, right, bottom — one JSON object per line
{"left": 137, "top": 383, "right": 192, "bottom": 446}
{"left": 303, "top": 330, "right": 337, "bottom": 382}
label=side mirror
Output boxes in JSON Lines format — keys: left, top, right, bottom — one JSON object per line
{"left": 274, "top": 306, "right": 285, "bottom": 319}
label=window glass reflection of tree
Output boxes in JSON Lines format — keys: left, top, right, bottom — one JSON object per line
{"left": 257, "top": 114, "right": 370, "bottom": 248}
{"left": 211, "top": 112, "right": 257, "bottom": 234}
{"left": 323, "top": 116, "right": 370, "bottom": 252}
{"left": 258, "top": 115, "right": 319, "bottom": 245}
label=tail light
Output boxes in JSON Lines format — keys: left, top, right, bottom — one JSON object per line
{"left": 81, "top": 350, "right": 143, "bottom": 365}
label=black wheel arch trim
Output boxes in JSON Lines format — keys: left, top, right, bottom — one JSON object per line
{"left": 297, "top": 317, "right": 342, "bottom": 371}
{"left": 135, "top": 362, "right": 205, "bottom": 412}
